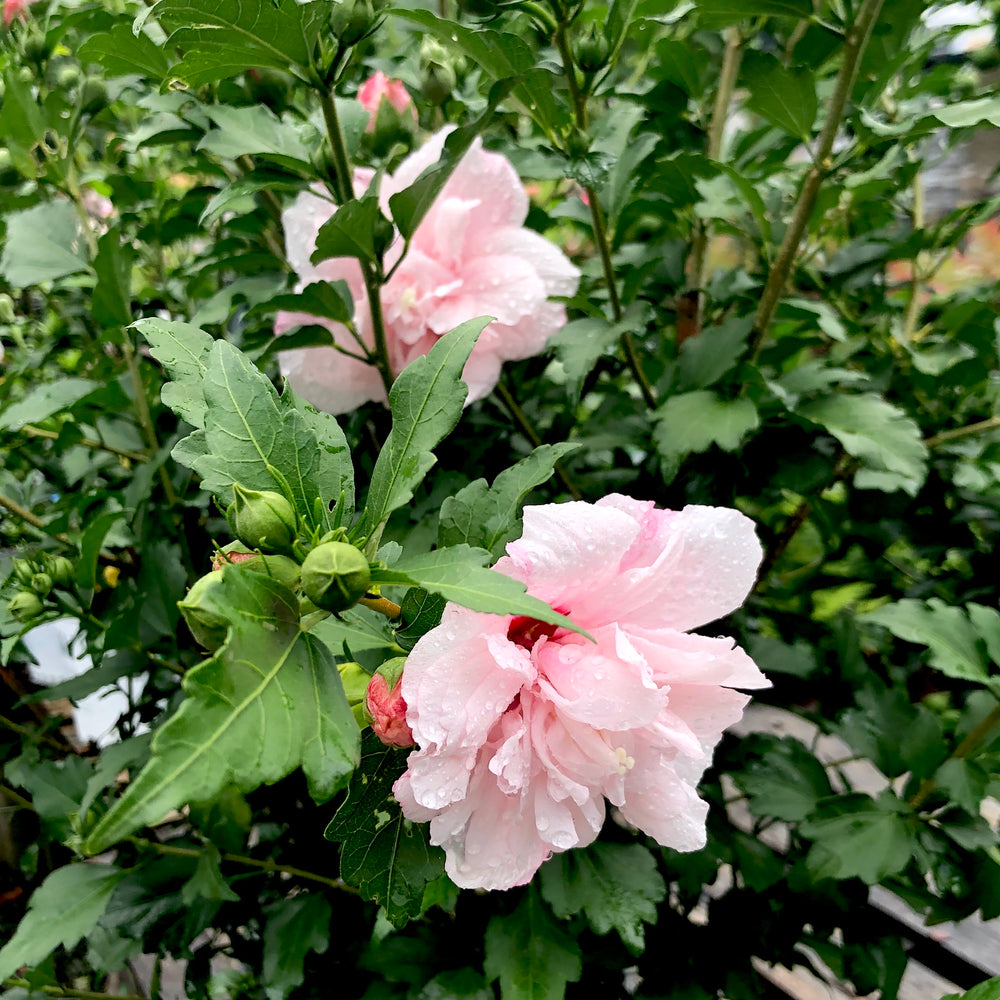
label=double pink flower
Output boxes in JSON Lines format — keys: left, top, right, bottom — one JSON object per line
{"left": 276, "top": 127, "right": 580, "bottom": 413}
{"left": 393, "top": 496, "right": 769, "bottom": 891}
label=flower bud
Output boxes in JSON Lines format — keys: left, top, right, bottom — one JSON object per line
{"left": 45, "top": 555, "right": 75, "bottom": 587}
{"left": 300, "top": 541, "right": 371, "bottom": 612}
{"left": 338, "top": 661, "right": 371, "bottom": 727}
{"left": 211, "top": 541, "right": 258, "bottom": 571}
{"left": 29, "top": 572, "right": 52, "bottom": 596}
{"left": 8, "top": 591, "right": 43, "bottom": 622}
{"left": 213, "top": 544, "right": 302, "bottom": 592}
{"left": 331, "top": 0, "right": 376, "bottom": 46}
{"left": 576, "top": 23, "right": 610, "bottom": 75}
{"left": 365, "top": 658, "right": 414, "bottom": 748}
{"left": 12, "top": 558, "right": 35, "bottom": 587}
{"left": 178, "top": 572, "right": 229, "bottom": 651}
{"left": 228, "top": 485, "right": 297, "bottom": 553}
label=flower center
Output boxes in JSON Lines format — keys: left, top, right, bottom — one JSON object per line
{"left": 507, "top": 615, "right": 560, "bottom": 651}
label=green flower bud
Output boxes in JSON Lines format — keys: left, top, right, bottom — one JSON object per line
{"left": 55, "top": 64, "right": 82, "bottom": 89}
{"left": 213, "top": 543, "right": 301, "bottom": 592}
{"left": 178, "top": 572, "right": 230, "bottom": 651}
{"left": 8, "top": 591, "right": 43, "bottom": 623}
{"left": 229, "top": 485, "right": 297, "bottom": 553}
{"left": 79, "top": 77, "right": 108, "bottom": 114}
{"left": 44, "top": 555, "right": 75, "bottom": 587}
{"left": 0, "top": 293, "right": 16, "bottom": 325}
{"left": 30, "top": 572, "right": 52, "bottom": 596}
{"left": 576, "top": 23, "right": 610, "bottom": 75}
{"left": 332, "top": 0, "right": 376, "bottom": 46}
{"left": 12, "top": 558, "right": 35, "bottom": 587}
{"left": 301, "top": 542, "right": 371, "bottom": 612}
{"left": 338, "top": 661, "right": 371, "bottom": 705}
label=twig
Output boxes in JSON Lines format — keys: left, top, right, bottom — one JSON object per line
{"left": 2, "top": 981, "right": 147, "bottom": 1000}
{"left": 0, "top": 492, "right": 72, "bottom": 544}
{"left": 747, "top": 0, "right": 887, "bottom": 361}
{"left": 924, "top": 415, "right": 1000, "bottom": 449}
{"left": 126, "top": 836, "right": 358, "bottom": 894}
{"left": 901, "top": 169, "right": 925, "bottom": 340}
{"left": 21, "top": 424, "right": 148, "bottom": 463}
{"left": 359, "top": 595, "right": 402, "bottom": 619}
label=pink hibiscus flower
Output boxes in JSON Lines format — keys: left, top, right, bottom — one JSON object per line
{"left": 275, "top": 128, "right": 580, "bottom": 413}
{"left": 3, "top": 0, "right": 34, "bottom": 26}
{"left": 357, "top": 71, "right": 416, "bottom": 131}
{"left": 393, "top": 496, "right": 768, "bottom": 891}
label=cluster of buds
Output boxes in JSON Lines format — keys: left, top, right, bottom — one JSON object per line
{"left": 6, "top": 552, "right": 75, "bottom": 623}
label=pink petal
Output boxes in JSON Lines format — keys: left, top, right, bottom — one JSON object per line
{"left": 427, "top": 255, "right": 546, "bottom": 332}
{"left": 277, "top": 336, "right": 385, "bottom": 414}
{"left": 478, "top": 227, "right": 581, "bottom": 298}
{"left": 626, "top": 627, "right": 770, "bottom": 690}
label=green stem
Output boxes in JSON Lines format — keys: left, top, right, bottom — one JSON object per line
{"left": 0, "top": 783, "right": 36, "bottom": 811}
{"left": 901, "top": 169, "right": 925, "bottom": 341}
{"left": 687, "top": 28, "right": 742, "bottom": 331}
{"left": 0, "top": 714, "right": 69, "bottom": 751}
{"left": 121, "top": 335, "right": 179, "bottom": 508}
{"left": 494, "top": 381, "right": 582, "bottom": 500}
{"left": 0, "top": 491, "right": 72, "bottom": 545}
{"left": 909, "top": 702, "right": 1000, "bottom": 811}
{"left": 747, "top": 0, "right": 886, "bottom": 361}
{"left": 21, "top": 424, "right": 148, "bottom": 463}
{"left": 925, "top": 415, "right": 1000, "bottom": 449}
{"left": 127, "top": 836, "right": 358, "bottom": 894}
{"left": 2, "top": 981, "right": 146, "bottom": 1000}
{"left": 359, "top": 595, "right": 402, "bottom": 619}
{"left": 317, "top": 89, "right": 395, "bottom": 398}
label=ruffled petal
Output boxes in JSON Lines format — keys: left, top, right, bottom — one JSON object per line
{"left": 625, "top": 627, "right": 770, "bottom": 690}
{"left": 427, "top": 255, "right": 546, "bottom": 332}
{"left": 478, "top": 226, "right": 581, "bottom": 298}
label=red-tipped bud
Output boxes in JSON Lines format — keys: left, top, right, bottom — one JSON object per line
{"left": 365, "top": 658, "right": 414, "bottom": 748}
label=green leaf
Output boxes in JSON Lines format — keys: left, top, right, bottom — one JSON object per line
{"left": 198, "top": 105, "right": 312, "bottom": 167}
{"left": 484, "top": 887, "right": 582, "bottom": 1000}
{"left": 933, "top": 97, "right": 1000, "bottom": 129}
{"left": 437, "top": 443, "right": 580, "bottom": 558}
{"left": 92, "top": 229, "right": 134, "bottom": 330}
{"left": 653, "top": 390, "right": 759, "bottom": 481}
{"left": 0, "top": 71, "right": 46, "bottom": 176}
{"left": 262, "top": 894, "right": 332, "bottom": 1000}
{"left": 859, "top": 599, "right": 992, "bottom": 683}
{"left": 677, "top": 314, "right": 752, "bottom": 390}
{"left": 136, "top": 317, "right": 216, "bottom": 428}
{"left": 539, "top": 844, "right": 666, "bottom": 953}
{"left": 372, "top": 545, "right": 588, "bottom": 637}
{"left": 0, "top": 378, "right": 100, "bottom": 432}
{"left": 800, "top": 793, "right": 915, "bottom": 884}
{"left": 325, "top": 733, "right": 444, "bottom": 927}
{"left": 311, "top": 196, "right": 385, "bottom": 266}
{"left": 359, "top": 318, "right": 487, "bottom": 539}
{"left": 200, "top": 174, "right": 306, "bottom": 227}
{"left": 262, "top": 280, "right": 354, "bottom": 327}
{"left": 181, "top": 848, "right": 240, "bottom": 904}
{"left": 75, "top": 509, "right": 127, "bottom": 589}
{"left": 737, "top": 736, "right": 833, "bottom": 822}
{"left": 941, "top": 976, "right": 1000, "bottom": 1000}
{"left": 693, "top": 0, "right": 813, "bottom": 24}
{"left": 0, "top": 864, "right": 125, "bottom": 980}
{"left": 0, "top": 202, "right": 91, "bottom": 287}
{"left": 180, "top": 340, "right": 352, "bottom": 528}
{"left": 394, "top": 588, "right": 447, "bottom": 652}
{"left": 78, "top": 23, "right": 171, "bottom": 78}
{"left": 83, "top": 568, "right": 360, "bottom": 854}
{"left": 796, "top": 393, "right": 928, "bottom": 496}
{"left": 147, "top": 0, "right": 331, "bottom": 86}
{"left": 390, "top": 9, "right": 567, "bottom": 134}
{"left": 742, "top": 50, "right": 817, "bottom": 139}
{"left": 550, "top": 303, "right": 652, "bottom": 404}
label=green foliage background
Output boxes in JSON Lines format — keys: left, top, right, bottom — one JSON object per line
{"left": 1, "top": 1, "right": 1000, "bottom": 998}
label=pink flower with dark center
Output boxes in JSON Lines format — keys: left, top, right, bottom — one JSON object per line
{"left": 275, "top": 128, "right": 580, "bottom": 414}
{"left": 357, "top": 71, "right": 416, "bottom": 131}
{"left": 392, "top": 496, "right": 768, "bottom": 890}
{"left": 366, "top": 672, "right": 416, "bottom": 749}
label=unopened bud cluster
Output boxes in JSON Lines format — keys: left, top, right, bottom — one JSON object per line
{"left": 6, "top": 552, "right": 78, "bottom": 624}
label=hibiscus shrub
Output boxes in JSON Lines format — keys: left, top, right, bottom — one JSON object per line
{"left": 2, "top": 1, "right": 1000, "bottom": 999}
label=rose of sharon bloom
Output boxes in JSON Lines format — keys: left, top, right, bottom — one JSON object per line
{"left": 366, "top": 672, "right": 416, "bottom": 749}
{"left": 393, "top": 496, "right": 769, "bottom": 891}
{"left": 357, "top": 71, "right": 416, "bottom": 131}
{"left": 275, "top": 128, "right": 580, "bottom": 413}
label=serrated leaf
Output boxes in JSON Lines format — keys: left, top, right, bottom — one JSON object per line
{"left": 181, "top": 848, "right": 240, "bottom": 904}
{"left": 83, "top": 568, "right": 360, "bottom": 854}
{"left": 0, "top": 378, "right": 100, "bottom": 432}
{"left": 136, "top": 317, "right": 215, "bottom": 428}
{"left": 262, "top": 894, "right": 332, "bottom": 1000}
{"left": 325, "top": 733, "right": 444, "bottom": 927}
{"left": 0, "top": 202, "right": 91, "bottom": 287}
{"left": 801, "top": 793, "right": 915, "bottom": 884}
{"left": 484, "top": 888, "right": 582, "bottom": 1000}
{"left": 78, "top": 23, "right": 171, "bottom": 78}
{"left": 737, "top": 736, "right": 833, "bottom": 821}
{"left": 261, "top": 280, "right": 354, "bottom": 326}
{"left": 539, "top": 844, "right": 666, "bottom": 953}
{"left": 371, "top": 545, "right": 588, "bottom": 637}
{"left": 198, "top": 105, "right": 312, "bottom": 166}
{"left": 200, "top": 174, "right": 306, "bottom": 227}
{"left": 0, "top": 865, "right": 125, "bottom": 980}
{"left": 311, "top": 197, "right": 384, "bottom": 266}
{"left": 437, "top": 443, "right": 580, "bottom": 558}
{"left": 677, "top": 314, "right": 752, "bottom": 390}
{"left": 940, "top": 976, "right": 1000, "bottom": 1000}
{"left": 147, "top": 0, "right": 331, "bottom": 86}
{"left": 394, "top": 588, "right": 447, "bottom": 652}
{"left": 184, "top": 340, "right": 352, "bottom": 528}
{"left": 796, "top": 393, "right": 928, "bottom": 496}
{"left": 653, "top": 390, "right": 759, "bottom": 481}
{"left": 92, "top": 229, "right": 134, "bottom": 330}
{"left": 742, "top": 50, "right": 817, "bottom": 139}
{"left": 359, "top": 318, "right": 487, "bottom": 539}
{"left": 859, "top": 599, "right": 992, "bottom": 683}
